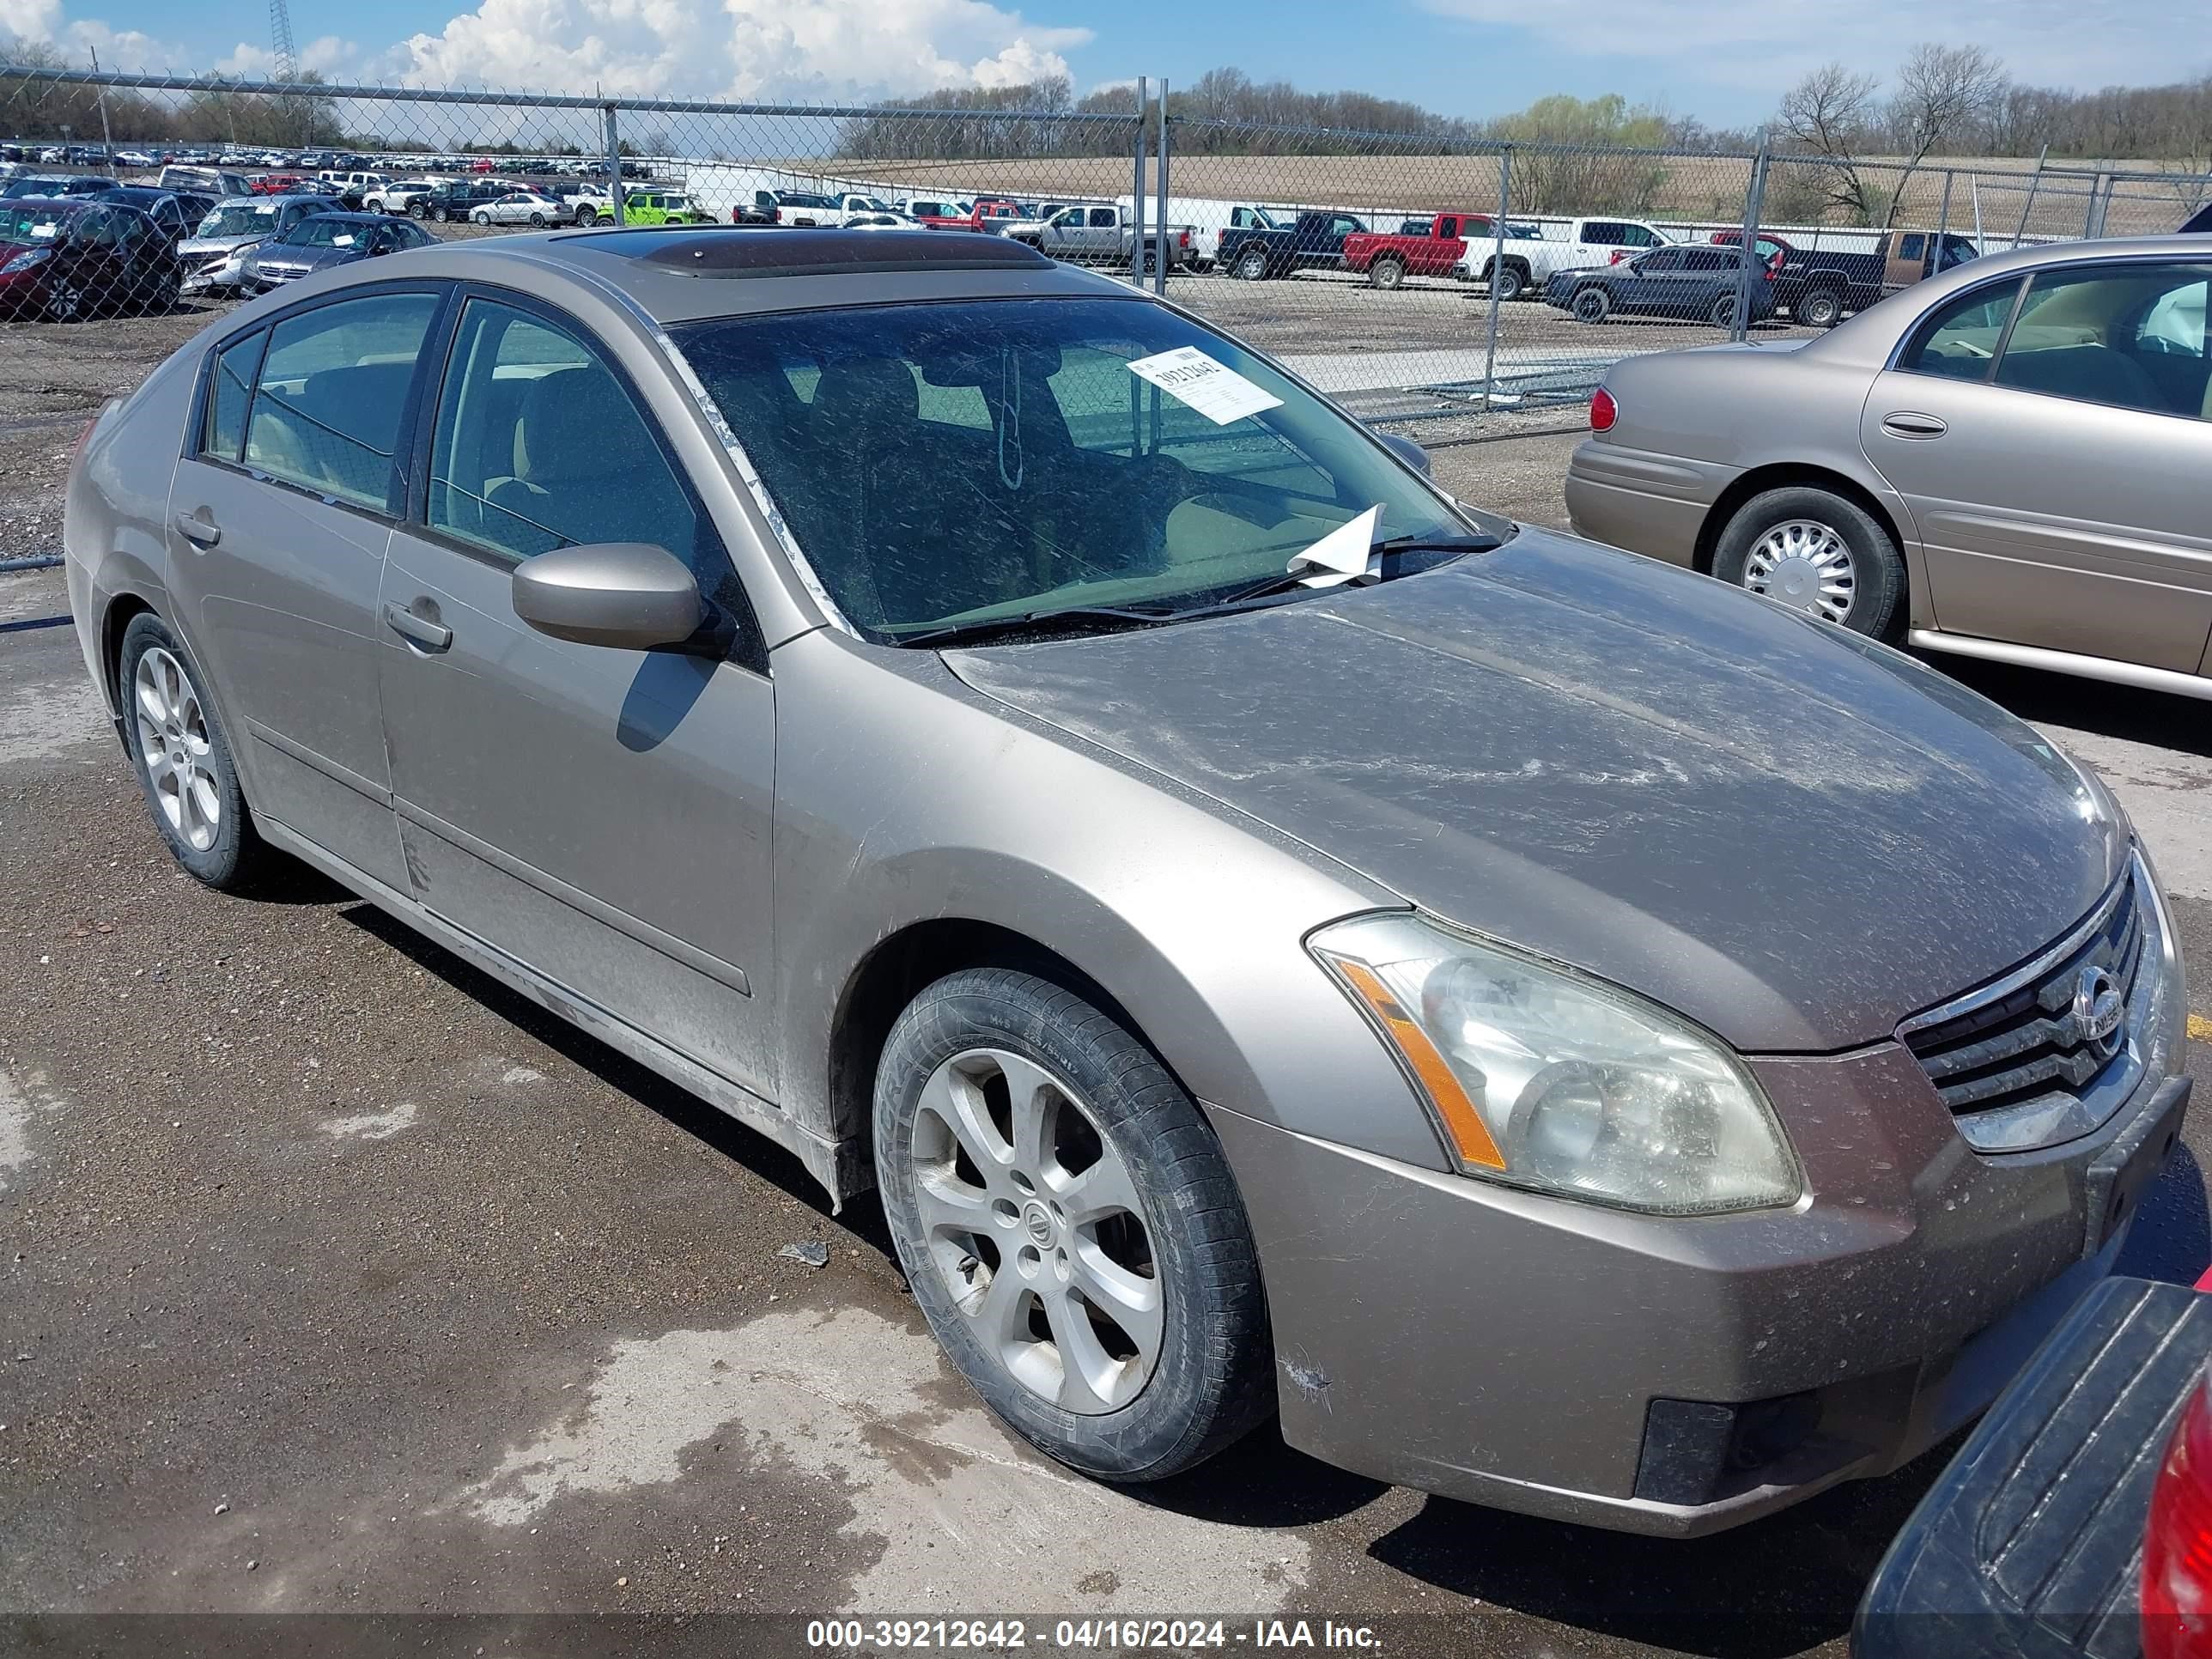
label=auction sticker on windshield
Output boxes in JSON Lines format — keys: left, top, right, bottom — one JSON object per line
{"left": 1126, "top": 346, "right": 1283, "bottom": 426}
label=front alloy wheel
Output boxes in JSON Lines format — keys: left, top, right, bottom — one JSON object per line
{"left": 875, "top": 969, "right": 1272, "bottom": 1481}
{"left": 908, "top": 1047, "right": 1162, "bottom": 1413}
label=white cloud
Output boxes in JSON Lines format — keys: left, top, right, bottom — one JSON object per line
{"left": 372, "top": 0, "right": 1090, "bottom": 101}
{"left": 1419, "top": 0, "right": 2209, "bottom": 96}
{"left": 8, "top": 0, "right": 1091, "bottom": 101}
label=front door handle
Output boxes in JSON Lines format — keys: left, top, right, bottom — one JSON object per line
{"left": 173, "top": 508, "right": 221, "bottom": 547}
{"left": 382, "top": 600, "right": 452, "bottom": 650}
{"left": 1881, "top": 410, "right": 1948, "bottom": 439}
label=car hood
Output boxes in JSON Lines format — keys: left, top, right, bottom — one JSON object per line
{"left": 945, "top": 529, "right": 2124, "bottom": 1053}
{"left": 251, "top": 245, "right": 348, "bottom": 269}
{"left": 179, "top": 234, "right": 264, "bottom": 256}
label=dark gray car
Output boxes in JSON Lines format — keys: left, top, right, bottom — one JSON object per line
{"left": 239, "top": 211, "right": 435, "bottom": 291}
{"left": 63, "top": 228, "right": 2190, "bottom": 1535}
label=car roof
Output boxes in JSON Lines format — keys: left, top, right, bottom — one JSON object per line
{"left": 289, "top": 225, "right": 1124, "bottom": 325}
{"left": 303, "top": 211, "right": 386, "bottom": 226}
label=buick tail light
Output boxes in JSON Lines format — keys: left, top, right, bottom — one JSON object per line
{"left": 2145, "top": 1368, "right": 2212, "bottom": 1659}
{"left": 1589, "top": 387, "right": 1617, "bottom": 433}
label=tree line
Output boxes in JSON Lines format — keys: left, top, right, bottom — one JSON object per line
{"left": 830, "top": 54, "right": 2212, "bottom": 173}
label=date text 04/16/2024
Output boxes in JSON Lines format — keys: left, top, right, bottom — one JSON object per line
{"left": 805, "top": 1618, "right": 1383, "bottom": 1649}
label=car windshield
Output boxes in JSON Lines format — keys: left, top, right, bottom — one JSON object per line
{"left": 673, "top": 295, "right": 1490, "bottom": 643}
{"left": 0, "top": 203, "right": 73, "bottom": 241}
{"left": 198, "top": 202, "right": 286, "bottom": 237}
{"left": 283, "top": 217, "right": 363, "bottom": 247}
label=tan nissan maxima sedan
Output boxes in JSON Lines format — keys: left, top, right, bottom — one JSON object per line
{"left": 1566, "top": 235, "right": 2212, "bottom": 696}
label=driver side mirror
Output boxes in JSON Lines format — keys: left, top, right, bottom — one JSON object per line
{"left": 511, "top": 543, "right": 704, "bottom": 651}
{"left": 1375, "top": 431, "right": 1432, "bottom": 477}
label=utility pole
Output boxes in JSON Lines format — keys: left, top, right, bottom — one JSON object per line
{"left": 88, "top": 48, "right": 112, "bottom": 169}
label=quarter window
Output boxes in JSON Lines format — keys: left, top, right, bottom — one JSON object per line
{"left": 201, "top": 330, "right": 266, "bottom": 463}
{"left": 242, "top": 291, "right": 439, "bottom": 508}
{"left": 426, "top": 298, "right": 703, "bottom": 566}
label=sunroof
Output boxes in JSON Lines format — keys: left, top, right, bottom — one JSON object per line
{"left": 574, "top": 226, "right": 1059, "bottom": 278}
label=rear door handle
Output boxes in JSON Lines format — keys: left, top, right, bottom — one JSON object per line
{"left": 173, "top": 508, "right": 221, "bottom": 547}
{"left": 1881, "top": 411, "right": 1948, "bottom": 439}
{"left": 382, "top": 600, "right": 452, "bottom": 650}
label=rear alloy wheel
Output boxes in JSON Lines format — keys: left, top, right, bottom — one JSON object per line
{"left": 1708, "top": 293, "right": 1740, "bottom": 329}
{"left": 574, "top": 204, "right": 596, "bottom": 225}
{"left": 1571, "top": 286, "right": 1612, "bottom": 324}
{"left": 1797, "top": 288, "right": 1844, "bottom": 329}
{"left": 119, "top": 613, "right": 270, "bottom": 890}
{"left": 875, "top": 969, "right": 1272, "bottom": 1481}
{"left": 1712, "top": 485, "right": 1905, "bottom": 640}
{"left": 528, "top": 211, "right": 546, "bottom": 227}
{"left": 1489, "top": 261, "right": 1526, "bottom": 301}
{"left": 1234, "top": 246, "right": 1269, "bottom": 282}
{"left": 1369, "top": 256, "right": 1406, "bottom": 290}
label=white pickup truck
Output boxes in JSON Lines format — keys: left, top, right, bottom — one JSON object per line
{"left": 1000, "top": 203, "right": 1197, "bottom": 273}
{"left": 1454, "top": 216, "right": 1680, "bottom": 295}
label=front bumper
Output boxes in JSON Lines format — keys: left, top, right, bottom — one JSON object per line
{"left": 1205, "top": 1049, "right": 2190, "bottom": 1536}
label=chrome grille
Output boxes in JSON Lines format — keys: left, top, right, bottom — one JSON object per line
{"left": 1899, "top": 864, "right": 2151, "bottom": 1152}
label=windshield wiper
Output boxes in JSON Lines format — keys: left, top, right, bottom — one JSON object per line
{"left": 1198, "top": 531, "right": 1504, "bottom": 612}
{"left": 895, "top": 603, "right": 1179, "bottom": 649}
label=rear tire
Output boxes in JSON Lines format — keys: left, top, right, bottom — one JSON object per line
{"left": 1711, "top": 485, "right": 1905, "bottom": 641}
{"left": 1797, "top": 287, "right": 1844, "bottom": 329}
{"left": 1571, "top": 286, "right": 1612, "bottom": 324}
{"left": 1233, "top": 246, "right": 1269, "bottom": 282}
{"left": 527, "top": 211, "right": 546, "bottom": 228}
{"left": 1489, "top": 260, "right": 1527, "bottom": 301}
{"left": 874, "top": 968, "right": 1273, "bottom": 1484}
{"left": 1708, "top": 293, "right": 1740, "bottom": 329}
{"left": 118, "top": 613, "right": 270, "bottom": 891}
{"left": 1368, "top": 255, "right": 1406, "bottom": 290}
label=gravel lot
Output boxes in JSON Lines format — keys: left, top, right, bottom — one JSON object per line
{"left": 5, "top": 251, "right": 2212, "bottom": 1659}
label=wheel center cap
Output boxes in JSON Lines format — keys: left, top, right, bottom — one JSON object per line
{"left": 1020, "top": 1200, "right": 1055, "bottom": 1246}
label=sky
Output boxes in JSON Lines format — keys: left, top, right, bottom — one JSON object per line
{"left": 0, "top": 0, "right": 2203, "bottom": 128}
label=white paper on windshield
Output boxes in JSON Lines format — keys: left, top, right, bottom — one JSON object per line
{"left": 253, "top": 203, "right": 276, "bottom": 215}
{"left": 331, "top": 234, "right": 354, "bottom": 246}
{"left": 1286, "top": 504, "right": 1382, "bottom": 587}
{"left": 27, "top": 222, "right": 55, "bottom": 239}
{"left": 1125, "top": 346, "right": 1282, "bottom": 426}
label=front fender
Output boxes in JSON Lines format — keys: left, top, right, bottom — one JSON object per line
{"left": 767, "top": 629, "right": 1450, "bottom": 1184}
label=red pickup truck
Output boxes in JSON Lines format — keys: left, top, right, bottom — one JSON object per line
{"left": 1340, "top": 212, "right": 1497, "bottom": 291}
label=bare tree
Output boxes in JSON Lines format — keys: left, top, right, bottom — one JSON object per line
{"left": 1884, "top": 43, "right": 2008, "bottom": 224}
{"left": 1775, "top": 62, "right": 1884, "bottom": 222}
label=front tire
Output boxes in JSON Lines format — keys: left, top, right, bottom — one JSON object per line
{"left": 118, "top": 613, "right": 270, "bottom": 890}
{"left": 1233, "top": 246, "right": 1269, "bottom": 282}
{"left": 472, "top": 210, "right": 491, "bottom": 226}
{"left": 874, "top": 968, "right": 1273, "bottom": 1483}
{"left": 1571, "top": 286, "right": 1612, "bottom": 324}
{"left": 1711, "top": 485, "right": 1905, "bottom": 640}
{"left": 43, "top": 276, "right": 85, "bottom": 322}
{"left": 1797, "top": 287, "right": 1844, "bottom": 329}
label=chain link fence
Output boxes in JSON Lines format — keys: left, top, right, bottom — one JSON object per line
{"left": 0, "top": 64, "right": 2208, "bottom": 425}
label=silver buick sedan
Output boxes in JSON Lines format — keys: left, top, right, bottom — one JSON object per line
{"left": 64, "top": 227, "right": 2187, "bottom": 1534}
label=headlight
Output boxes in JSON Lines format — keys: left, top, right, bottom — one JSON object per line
{"left": 3, "top": 246, "right": 50, "bottom": 273}
{"left": 1310, "top": 914, "right": 1800, "bottom": 1215}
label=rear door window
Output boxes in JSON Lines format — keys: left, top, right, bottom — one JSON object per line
{"left": 1900, "top": 281, "right": 2026, "bottom": 380}
{"left": 243, "top": 291, "right": 440, "bottom": 510}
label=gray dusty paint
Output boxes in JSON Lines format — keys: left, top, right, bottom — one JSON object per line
{"left": 58, "top": 228, "right": 2186, "bottom": 1536}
